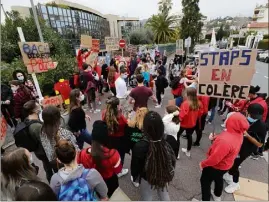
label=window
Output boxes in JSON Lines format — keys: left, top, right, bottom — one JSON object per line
{"left": 58, "top": 8, "right": 63, "bottom": 15}
{"left": 53, "top": 7, "right": 58, "bottom": 15}
{"left": 51, "top": 21, "right": 56, "bottom": 28}
{"left": 48, "top": 6, "right": 53, "bottom": 14}
{"left": 41, "top": 5, "right": 47, "bottom": 14}
{"left": 56, "top": 21, "right": 61, "bottom": 27}
{"left": 43, "top": 14, "right": 48, "bottom": 20}
{"left": 67, "top": 9, "right": 71, "bottom": 16}
{"left": 71, "top": 10, "right": 75, "bottom": 17}
{"left": 60, "top": 16, "right": 64, "bottom": 21}
{"left": 68, "top": 17, "right": 72, "bottom": 23}
{"left": 57, "top": 27, "right": 62, "bottom": 34}
{"left": 62, "top": 9, "right": 67, "bottom": 16}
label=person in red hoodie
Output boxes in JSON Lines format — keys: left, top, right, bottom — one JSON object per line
{"left": 177, "top": 87, "right": 203, "bottom": 158}
{"left": 193, "top": 95, "right": 210, "bottom": 147}
{"left": 77, "top": 120, "right": 122, "bottom": 197}
{"left": 102, "top": 96, "right": 128, "bottom": 178}
{"left": 77, "top": 48, "right": 92, "bottom": 71}
{"left": 234, "top": 85, "right": 268, "bottom": 122}
{"left": 199, "top": 112, "right": 249, "bottom": 201}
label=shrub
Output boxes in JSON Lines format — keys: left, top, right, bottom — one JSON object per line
{"left": 258, "top": 39, "right": 269, "bottom": 50}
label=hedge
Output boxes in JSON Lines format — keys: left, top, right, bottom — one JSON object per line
{"left": 258, "top": 39, "right": 269, "bottom": 50}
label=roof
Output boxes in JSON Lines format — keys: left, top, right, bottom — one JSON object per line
{"left": 248, "top": 22, "right": 269, "bottom": 28}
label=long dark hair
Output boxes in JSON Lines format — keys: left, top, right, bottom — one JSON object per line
{"left": 41, "top": 105, "right": 61, "bottom": 142}
{"left": 143, "top": 111, "right": 174, "bottom": 189}
{"left": 104, "top": 96, "right": 120, "bottom": 134}
{"left": 12, "top": 70, "right": 27, "bottom": 82}
{"left": 69, "top": 89, "right": 81, "bottom": 112}
{"left": 1, "top": 148, "right": 38, "bottom": 199}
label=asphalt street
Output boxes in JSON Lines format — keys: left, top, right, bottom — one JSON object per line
{"left": 3, "top": 57, "right": 268, "bottom": 201}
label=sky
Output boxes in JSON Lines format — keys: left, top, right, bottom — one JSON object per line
{"left": 1, "top": 0, "right": 268, "bottom": 23}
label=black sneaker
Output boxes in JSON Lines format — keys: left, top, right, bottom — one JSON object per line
{"left": 193, "top": 142, "right": 200, "bottom": 147}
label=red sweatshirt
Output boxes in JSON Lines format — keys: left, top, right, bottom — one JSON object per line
{"left": 198, "top": 95, "right": 210, "bottom": 114}
{"left": 77, "top": 50, "right": 92, "bottom": 70}
{"left": 77, "top": 146, "right": 122, "bottom": 179}
{"left": 179, "top": 100, "right": 203, "bottom": 128}
{"left": 201, "top": 112, "right": 249, "bottom": 170}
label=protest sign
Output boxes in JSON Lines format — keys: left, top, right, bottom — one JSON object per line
{"left": 18, "top": 42, "right": 58, "bottom": 74}
{"left": 41, "top": 95, "right": 63, "bottom": 107}
{"left": 176, "top": 39, "right": 184, "bottom": 55}
{"left": 127, "top": 44, "right": 137, "bottom": 54}
{"left": 197, "top": 49, "right": 257, "bottom": 99}
{"left": 81, "top": 35, "right": 92, "bottom": 48}
{"left": 86, "top": 52, "right": 98, "bottom": 67}
{"left": 92, "top": 39, "right": 100, "bottom": 52}
{"left": 0, "top": 116, "right": 7, "bottom": 147}
{"left": 105, "top": 37, "right": 119, "bottom": 51}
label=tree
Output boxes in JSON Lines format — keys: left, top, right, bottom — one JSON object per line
{"left": 216, "top": 25, "right": 225, "bottom": 41}
{"left": 129, "top": 28, "right": 154, "bottom": 45}
{"left": 158, "top": 0, "right": 173, "bottom": 15}
{"left": 180, "top": 0, "right": 203, "bottom": 49}
{"left": 146, "top": 13, "right": 177, "bottom": 44}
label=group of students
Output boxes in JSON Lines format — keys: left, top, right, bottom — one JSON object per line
{"left": 1, "top": 51, "right": 269, "bottom": 201}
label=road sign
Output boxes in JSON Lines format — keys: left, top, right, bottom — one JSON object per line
{"left": 119, "top": 39, "right": 126, "bottom": 48}
{"left": 184, "top": 37, "right": 191, "bottom": 48}
{"left": 176, "top": 39, "right": 184, "bottom": 55}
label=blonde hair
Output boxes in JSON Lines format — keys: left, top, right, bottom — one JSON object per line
{"left": 128, "top": 107, "right": 148, "bottom": 130}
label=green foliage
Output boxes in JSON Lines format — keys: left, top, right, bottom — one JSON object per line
{"left": 146, "top": 13, "right": 177, "bottom": 44}
{"left": 158, "top": 0, "right": 173, "bottom": 15}
{"left": 180, "top": 0, "right": 203, "bottom": 49}
{"left": 129, "top": 28, "right": 154, "bottom": 45}
{"left": 45, "top": 2, "right": 70, "bottom": 9}
{"left": 1, "top": 10, "right": 75, "bottom": 95}
{"left": 216, "top": 25, "right": 228, "bottom": 41}
{"left": 263, "top": 34, "right": 269, "bottom": 40}
{"left": 258, "top": 39, "right": 269, "bottom": 50}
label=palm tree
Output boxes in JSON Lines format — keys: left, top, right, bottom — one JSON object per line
{"left": 146, "top": 13, "right": 177, "bottom": 44}
{"left": 158, "top": 0, "right": 173, "bottom": 15}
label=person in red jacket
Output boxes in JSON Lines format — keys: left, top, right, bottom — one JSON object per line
{"left": 199, "top": 112, "right": 249, "bottom": 201}
{"left": 107, "top": 67, "right": 119, "bottom": 96}
{"left": 193, "top": 95, "right": 210, "bottom": 147}
{"left": 171, "top": 69, "right": 193, "bottom": 99}
{"left": 77, "top": 48, "right": 92, "bottom": 71}
{"left": 102, "top": 96, "right": 128, "bottom": 178}
{"left": 177, "top": 87, "right": 203, "bottom": 158}
{"left": 9, "top": 80, "right": 34, "bottom": 120}
{"left": 235, "top": 85, "right": 268, "bottom": 122}
{"left": 77, "top": 120, "right": 122, "bottom": 197}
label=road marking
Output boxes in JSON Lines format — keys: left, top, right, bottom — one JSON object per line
{"left": 264, "top": 76, "right": 268, "bottom": 79}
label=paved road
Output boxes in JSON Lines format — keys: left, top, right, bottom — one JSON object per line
{"left": 3, "top": 58, "right": 268, "bottom": 201}
{"left": 251, "top": 61, "right": 268, "bottom": 94}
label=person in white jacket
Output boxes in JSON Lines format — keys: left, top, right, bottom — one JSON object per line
{"left": 162, "top": 105, "right": 180, "bottom": 159}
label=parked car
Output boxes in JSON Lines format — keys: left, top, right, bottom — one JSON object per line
{"left": 258, "top": 50, "right": 269, "bottom": 63}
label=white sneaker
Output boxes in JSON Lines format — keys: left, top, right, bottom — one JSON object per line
{"left": 117, "top": 168, "right": 128, "bottom": 178}
{"left": 225, "top": 182, "right": 240, "bottom": 194}
{"left": 155, "top": 104, "right": 161, "bottom": 108}
{"left": 98, "top": 101, "right": 102, "bottom": 105}
{"left": 177, "top": 153, "right": 180, "bottom": 160}
{"left": 93, "top": 109, "right": 101, "bottom": 113}
{"left": 223, "top": 172, "right": 233, "bottom": 185}
{"left": 221, "top": 124, "right": 225, "bottom": 128}
{"left": 211, "top": 190, "right": 221, "bottom": 201}
{"left": 161, "top": 94, "right": 164, "bottom": 99}
{"left": 182, "top": 148, "right": 191, "bottom": 157}
{"left": 130, "top": 176, "right": 139, "bottom": 187}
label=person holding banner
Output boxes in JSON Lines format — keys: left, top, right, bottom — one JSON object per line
{"left": 77, "top": 48, "right": 91, "bottom": 71}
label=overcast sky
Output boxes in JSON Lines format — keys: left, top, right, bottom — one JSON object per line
{"left": 1, "top": 0, "right": 268, "bottom": 23}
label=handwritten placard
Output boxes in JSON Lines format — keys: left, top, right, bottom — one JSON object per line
{"left": 197, "top": 49, "right": 257, "bottom": 99}
{"left": 105, "top": 37, "right": 119, "bottom": 51}
{"left": 92, "top": 39, "right": 100, "bottom": 52}
{"left": 0, "top": 116, "right": 7, "bottom": 147}
{"left": 18, "top": 42, "right": 58, "bottom": 74}
{"left": 86, "top": 52, "right": 98, "bottom": 67}
{"left": 41, "top": 95, "right": 63, "bottom": 107}
{"left": 81, "top": 35, "right": 92, "bottom": 48}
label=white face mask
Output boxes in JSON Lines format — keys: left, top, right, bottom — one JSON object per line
{"left": 11, "top": 86, "right": 19, "bottom": 92}
{"left": 122, "top": 74, "right": 128, "bottom": 79}
{"left": 79, "top": 94, "right": 85, "bottom": 101}
{"left": 17, "top": 75, "right": 24, "bottom": 81}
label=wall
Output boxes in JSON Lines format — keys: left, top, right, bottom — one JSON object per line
{"left": 257, "top": 7, "right": 269, "bottom": 23}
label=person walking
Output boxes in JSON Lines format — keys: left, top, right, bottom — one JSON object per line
{"left": 68, "top": 89, "right": 92, "bottom": 149}
{"left": 199, "top": 112, "right": 249, "bottom": 201}
{"left": 131, "top": 111, "right": 176, "bottom": 201}
{"left": 128, "top": 74, "right": 155, "bottom": 111}
{"left": 223, "top": 104, "right": 267, "bottom": 193}
{"left": 78, "top": 121, "right": 123, "bottom": 197}
{"left": 177, "top": 88, "right": 203, "bottom": 158}
{"left": 108, "top": 67, "right": 119, "bottom": 96}
{"left": 155, "top": 69, "right": 168, "bottom": 108}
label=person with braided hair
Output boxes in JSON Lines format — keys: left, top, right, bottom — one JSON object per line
{"left": 102, "top": 96, "right": 128, "bottom": 178}
{"left": 131, "top": 111, "right": 176, "bottom": 201}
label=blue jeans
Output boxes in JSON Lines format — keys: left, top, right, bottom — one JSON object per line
{"left": 77, "top": 129, "right": 92, "bottom": 149}
{"left": 208, "top": 106, "right": 216, "bottom": 122}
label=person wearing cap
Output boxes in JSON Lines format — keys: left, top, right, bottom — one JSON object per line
{"left": 223, "top": 103, "right": 267, "bottom": 193}
{"left": 77, "top": 120, "right": 122, "bottom": 198}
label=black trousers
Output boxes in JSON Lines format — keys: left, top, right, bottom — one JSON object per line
{"left": 110, "top": 87, "right": 116, "bottom": 96}
{"left": 156, "top": 88, "right": 163, "bottom": 105}
{"left": 194, "top": 114, "right": 207, "bottom": 144}
{"left": 105, "top": 174, "right": 119, "bottom": 198}
{"left": 166, "top": 135, "right": 179, "bottom": 158}
{"left": 1, "top": 104, "right": 17, "bottom": 127}
{"left": 177, "top": 126, "right": 195, "bottom": 152}
{"left": 200, "top": 167, "right": 227, "bottom": 201}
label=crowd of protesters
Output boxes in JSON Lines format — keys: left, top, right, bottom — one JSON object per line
{"left": 1, "top": 47, "right": 268, "bottom": 201}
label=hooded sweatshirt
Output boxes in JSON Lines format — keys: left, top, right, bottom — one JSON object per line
{"left": 163, "top": 114, "right": 180, "bottom": 140}
{"left": 201, "top": 112, "right": 249, "bottom": 170}
{"left": 50, "top": 164, "right": 108, "bottom": 199}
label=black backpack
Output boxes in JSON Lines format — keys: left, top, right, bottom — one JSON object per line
{"left": 163, "top": 77, "right": 169, "bottom": 88}
{"left": 13, "top": 120, "right": 41, "bottom": 152}
{"left": 169, "top": 76, "right": 180, "bottom": 90}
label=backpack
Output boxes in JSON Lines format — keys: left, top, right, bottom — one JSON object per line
{"left": 129, "top": 75, "right": 137, "bottom": 88}
{"left": 163, "top": 77, "right": 169, "bottom": 88}
{"left": 13, "top": 120, "right": 41, "bottom": 152}
{"left": 58, "top": 169, "right": 96, "bottom": 201}
{"left": 79, "top": 73, "right": 87, "bottom": 90}
{"left": 169, "top": 76, "right": 180, "bottom": 90}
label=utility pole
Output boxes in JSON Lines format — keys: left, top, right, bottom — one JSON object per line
{"left": 1, "top": 4, "right": 8, "bottom": 19}
{"left": 30, "top": 0, "right": 44, "bottom": 42}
